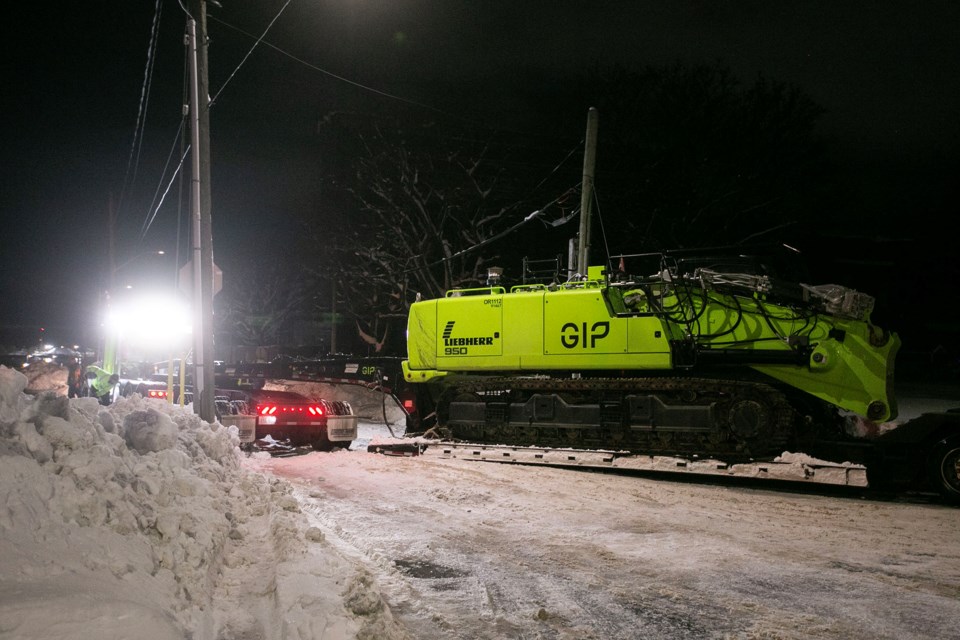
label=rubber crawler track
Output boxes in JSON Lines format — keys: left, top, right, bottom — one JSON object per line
{"left": 436, "top": 376, "right": 799, "bottom": 462}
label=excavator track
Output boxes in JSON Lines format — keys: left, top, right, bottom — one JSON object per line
{"left": 433, "top": 376, "right": 800, "bottom": 463}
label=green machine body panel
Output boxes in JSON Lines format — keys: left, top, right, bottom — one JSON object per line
{"left": 404, "top": 264, "right": 900, "bottom": 423}
{"left": 408, "top": 286, "right": 676, "bottom": 375}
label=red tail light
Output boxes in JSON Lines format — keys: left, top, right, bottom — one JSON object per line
{"left": 258, "top": 404, "right": 322, "bottom": 416}
{"left": 403, "top": 399, "right": 415, "bottom": 411}
{"left": 148, "top": 389, "right": 168, "bottom": 399}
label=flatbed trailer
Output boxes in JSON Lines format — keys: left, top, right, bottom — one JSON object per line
{"left": 370, "top": 408, "right": 960, "bottom": 502}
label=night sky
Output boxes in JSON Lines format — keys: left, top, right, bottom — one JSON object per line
{"left": 3, "top": 1, "right": 958, "bottom": 355}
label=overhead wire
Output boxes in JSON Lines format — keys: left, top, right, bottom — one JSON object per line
{"left": 118, "top": 0, "right": 164, "bottom": 226}
{"left": 139, "top": 133, "right": 190, "bottom": 243}
{"left": 141, "top": 0, "right": 588, "bottom": 256}
{"left": 139, "top": 0, "right": 292, "bottom": 241}
{"left": 592, "top": 186, "right": 612, "bottom": 268}
{"left": 208, "top": 15, "right": 475, "bottom": 122}
{"left": 208, "top": 11, "right": 591, "bottom": 148}
{"left": 209, "top": 0, "right": 294, "bottom": 108}
{"left": 411, "top": 183, "right": 584, "bottom": 273}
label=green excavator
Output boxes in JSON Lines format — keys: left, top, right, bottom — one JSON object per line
{"left": 399, "top": 250, "right": 959, "bottom": 501}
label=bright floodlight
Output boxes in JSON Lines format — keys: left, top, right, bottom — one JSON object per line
{"left": 106, "top": 291, "right": 192, "bottom": 351}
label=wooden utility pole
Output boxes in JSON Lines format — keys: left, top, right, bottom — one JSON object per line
{"left": 101, "top": 192, "right": 118, "bottom": 374}
{"left": 107, "top": 192, "right": 117, "bottom": 295}
{"left": 576, "top": 108, "right": 598, "bottom": 276}
{"left": 330, "top": 280, "right": 338, "bottom": 354}
{"left": 187, "top": 0, "right": 216, "bottom": 423}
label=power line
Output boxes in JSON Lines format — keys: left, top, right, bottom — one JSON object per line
{"left": 138, "top": 0, "right": 293, "bottom": 242}
{"left": 209, "top": 0, "right": 293, "bottom": 107}
{"left": 118, "top": 0, "right": 164, "bottom": 220}
{"left": 138, "top": 1, "right": 586, "bottom": 251}
{"left": 207, "top": 14, "right": 454, "bottom": 119}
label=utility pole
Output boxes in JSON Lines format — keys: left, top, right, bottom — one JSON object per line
{"left": 102, "top": 193, "right": 118, "bottom": 374}
{"left": 107, "top": 192, "right": 117, "bottom": 296}
{"left": 330, "top": 281, "right": 338, "bottom": 355}
{"left": 576, "top": 107, "right": 598, "bottom": 277}
{"left": 187, "top": 0, "right": 216, "bottom": 423}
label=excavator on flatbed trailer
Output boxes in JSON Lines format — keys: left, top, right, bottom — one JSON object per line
{"left": 392, "top": 249, "right": 960, "bottom": 501}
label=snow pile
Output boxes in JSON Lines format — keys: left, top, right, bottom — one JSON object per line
{"left": 18, "top": 360, "right": 66, "bottom": 395}
{"left": 0, "top": 365, "right": 408, "bottom": 640}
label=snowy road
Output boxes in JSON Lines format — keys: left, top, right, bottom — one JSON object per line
{"left": 249, "top": 429, "right": 960, "bottom": 640}
{"left": 5, "top": 367, "right": 957, "bottom": 639}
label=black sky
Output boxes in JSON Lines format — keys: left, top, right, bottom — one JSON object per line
{"left": 2, "top": 1, "right": 958, "bottom": 350}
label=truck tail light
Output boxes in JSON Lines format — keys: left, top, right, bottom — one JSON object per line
{"left": 256, "top": 404, "right": 324, "bottom": 420}
{"left": 148, "top": 389, "right": 168, "bottom": 399}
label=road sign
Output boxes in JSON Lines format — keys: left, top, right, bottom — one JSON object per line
{"left": 179, "top": 260, "right": 223, "bottom": 296}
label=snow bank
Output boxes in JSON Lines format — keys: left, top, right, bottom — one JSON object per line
{"left": 0, "top": 365, "right": 408, "bottom": 640}
{"left": 18, "top": 360, "right": 66, "bottom": 395}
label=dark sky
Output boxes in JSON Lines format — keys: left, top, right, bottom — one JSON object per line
{"left": 3, "top": 1, "right": 958, "bottom": 349}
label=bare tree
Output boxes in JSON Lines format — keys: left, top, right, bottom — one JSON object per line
{"left": 302, "top": 63, "right": 830, "bottom": 353}
{"left": 216, "top": 261, "right": 307, "bottom": 347}
{"left": 307, "top": 115, "right": 552, "bottom": 353}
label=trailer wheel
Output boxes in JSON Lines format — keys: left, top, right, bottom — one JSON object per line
{"left": 311, "top": 429, "right": 333, "bottom": 452}
{"left": 929, "top": 435, "right": 960, "bottom": 503}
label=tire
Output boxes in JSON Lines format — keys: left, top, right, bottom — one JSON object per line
{"left": 929, "top": 435, "right": 960, "bottom": 503}
{"left": 311, "top": 429, "right": 333, "bottom": 452}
